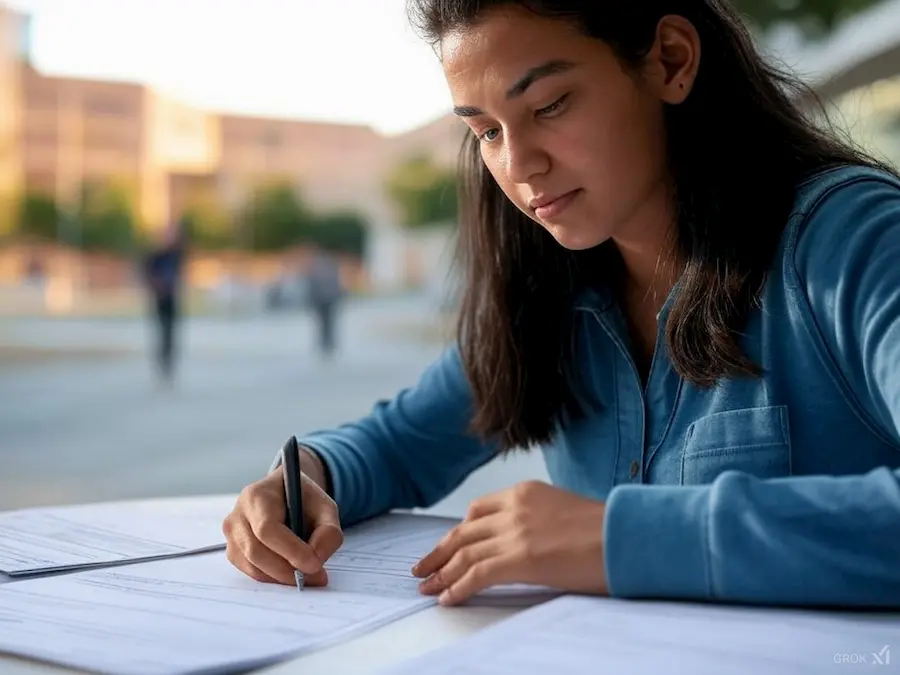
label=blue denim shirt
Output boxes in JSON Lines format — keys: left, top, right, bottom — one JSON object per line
{"left": 295, "top": 165, "right": 900, "bottom": 608}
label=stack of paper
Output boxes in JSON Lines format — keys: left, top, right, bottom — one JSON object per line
{"left": 0, "top": 512, "right": 555, "bottom": 675}
{"left": 318, "top": 513, "right": 561, "bottom": 605}
{"left": 4, "top": 499, "right": 898, "bottom": 675}
{"left": 0, "top": 501, "right": 226, "bottom": 578}
{"left": 374, "top": 594, "right": 900, "bottom": 675}
{"left": 0, "top": 550, "right": 433, "bottom": 675}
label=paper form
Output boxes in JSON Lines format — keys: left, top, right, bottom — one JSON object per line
{"left": 323, "top": 513, "right": 457, "bottom": 596}
{"left": 0, "top": 501, "right": 226, "bottom": 577}
{"left": 325, "top": 513, "right": 562, "bottom": 605}
{"left": 0, "top": 513, "right": 559, "bottom": 675}
{"left": 0, "top": 551, "right": 435, "bottom": 675}
{"left": 377, "top": 594, "right": 900, "bottom": 675}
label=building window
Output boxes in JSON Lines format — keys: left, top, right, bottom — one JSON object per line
{"left": 261, "top": 128, "right": 281, "bottom": 149}
{"left": 24, "top": 128, "right": 58, "bottom": 146}
{"left": 85, "top": 97, "right": 130, "bottom": 118}
{"left": 17, "top": 14, "right": 32, "bottom": 61}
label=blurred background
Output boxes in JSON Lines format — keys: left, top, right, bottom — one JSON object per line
{"left": 0, "top": 0, "right": 898, "bottom": 516}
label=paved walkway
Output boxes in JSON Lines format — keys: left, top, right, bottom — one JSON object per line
{"left": 0, "top": 296, "right": 548, "bottom": 514}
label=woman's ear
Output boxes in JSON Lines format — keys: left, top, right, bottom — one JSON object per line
{"left": 644, "top": 15, "right": 701, "bottom": 105}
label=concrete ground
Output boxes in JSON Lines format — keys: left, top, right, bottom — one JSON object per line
{"left": 0, "top": 295, "right": 548, "bottom": 515}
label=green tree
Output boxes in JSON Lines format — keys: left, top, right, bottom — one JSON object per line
{"left": 0, "top": 191, "right": 17, "bottom": 241}
{"left": 238, "top": 182, "right": 312, "bottom": 251}
{"left": 181, "top": 198, "right": 234, "bottom": 250}
{"left": 16, "top": 191, "right": 61, "bottom": 242}
{"left": 385, "top": 155, "right": 458, "bottom": 229}
{"left": 734, "top": 0, "right": 881, "bottom": 37}
{"left": 310, "top": 209, "right": 368, "bottom": 257}
{"left": 74, "top": 181, "right": 138, "bottom": 253}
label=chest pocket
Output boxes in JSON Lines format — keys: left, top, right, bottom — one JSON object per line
{"left": 680, "top": 405, "right": 792, "bottom": 485}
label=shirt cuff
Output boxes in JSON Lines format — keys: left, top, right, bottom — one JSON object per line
{"left": 305, "top": 447, "right": 334, "bottom": 498}
{"left": 603, "top": 483, "right": 714, "bottom": 600}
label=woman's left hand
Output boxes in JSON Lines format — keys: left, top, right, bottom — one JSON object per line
{"left": 411, "top": 480, "right": 609, "bottom": 606}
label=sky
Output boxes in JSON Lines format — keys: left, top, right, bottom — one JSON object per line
{"left": 5, "top": 0, "right": 455, "bottom": 135}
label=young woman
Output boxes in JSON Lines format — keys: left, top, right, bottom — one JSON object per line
{"left": 223, "top": 0, "right": 900, "bottom": 608}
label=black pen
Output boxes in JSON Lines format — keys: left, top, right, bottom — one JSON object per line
{"left": 281, "top": 435, "right": 308, "bottom": 591}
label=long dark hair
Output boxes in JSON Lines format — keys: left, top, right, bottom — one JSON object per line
{"left": 408, "top": 0, "right": 896, "bottom": 452}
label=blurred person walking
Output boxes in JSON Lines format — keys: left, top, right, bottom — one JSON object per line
{"left": 144, "top": 219, "right": 186, "bottom": 383}
{"left": 306, "top": 246, "right": 344, "bottom": 358}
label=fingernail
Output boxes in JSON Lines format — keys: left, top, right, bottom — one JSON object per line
{"left": 304, "top": 569, "right": 328, "bottom": 587}
{"left": 438, "top": 590, "right": 451, "bottom": 605}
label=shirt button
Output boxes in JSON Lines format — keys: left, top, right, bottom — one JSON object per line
{"left": 629, "top": 460, "right": 640, "bottom": 479}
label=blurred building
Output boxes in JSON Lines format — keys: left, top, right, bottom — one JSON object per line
{"left": 13, "top": 63, "right": 467, "bottom": 290}
{"left": 146, "top": 92, "right": 221, "bottom": 231}
{"left": 372, "top": 114, "right": 467, "bottom": 293}
{"left": 0, "top": 5, "right": 26, "bottom": 235}
{"left": 4, "top": 1, "right": 900, "bottom": 295}
{"left": 20, "top": 68, "right": 145, "bottom": 217}
{"left": 382, "top": 113, "right": 467, "bottom": 168}
{"left": 366, "top": 114, "right": 467, "bottom": 292}
{"left": 1, "top": 3, "right": 474, "bottom": 291}
{"left": 13, "top": 63, "right": 463, "bottom": 275}
{"left": 215, "top": 114, "right": 388, "bottom": 226}
{"left": 20, "top": 67, "right": 224, "bottom": 231}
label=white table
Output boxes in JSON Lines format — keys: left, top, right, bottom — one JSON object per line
{"left": 0, "top": 494, "right": 523, "bottom": 675}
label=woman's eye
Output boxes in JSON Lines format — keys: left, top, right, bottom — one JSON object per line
{"left": 480, "top": 128, "right": 500, "bottom": 142}
{"left": 536, "top": 94, "right": 568, "bottom": 116}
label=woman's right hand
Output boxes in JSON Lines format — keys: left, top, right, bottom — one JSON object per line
{"left": 223, "top": 464, "right": 343, "bottom": 587}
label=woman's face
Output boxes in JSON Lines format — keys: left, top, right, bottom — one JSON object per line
{"left": 440, "top": 7, "right": 693, "bottom": 251}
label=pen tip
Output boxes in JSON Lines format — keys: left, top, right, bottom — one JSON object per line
{"left": 294, "top": 570, "right": 304, "bottom": 592}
